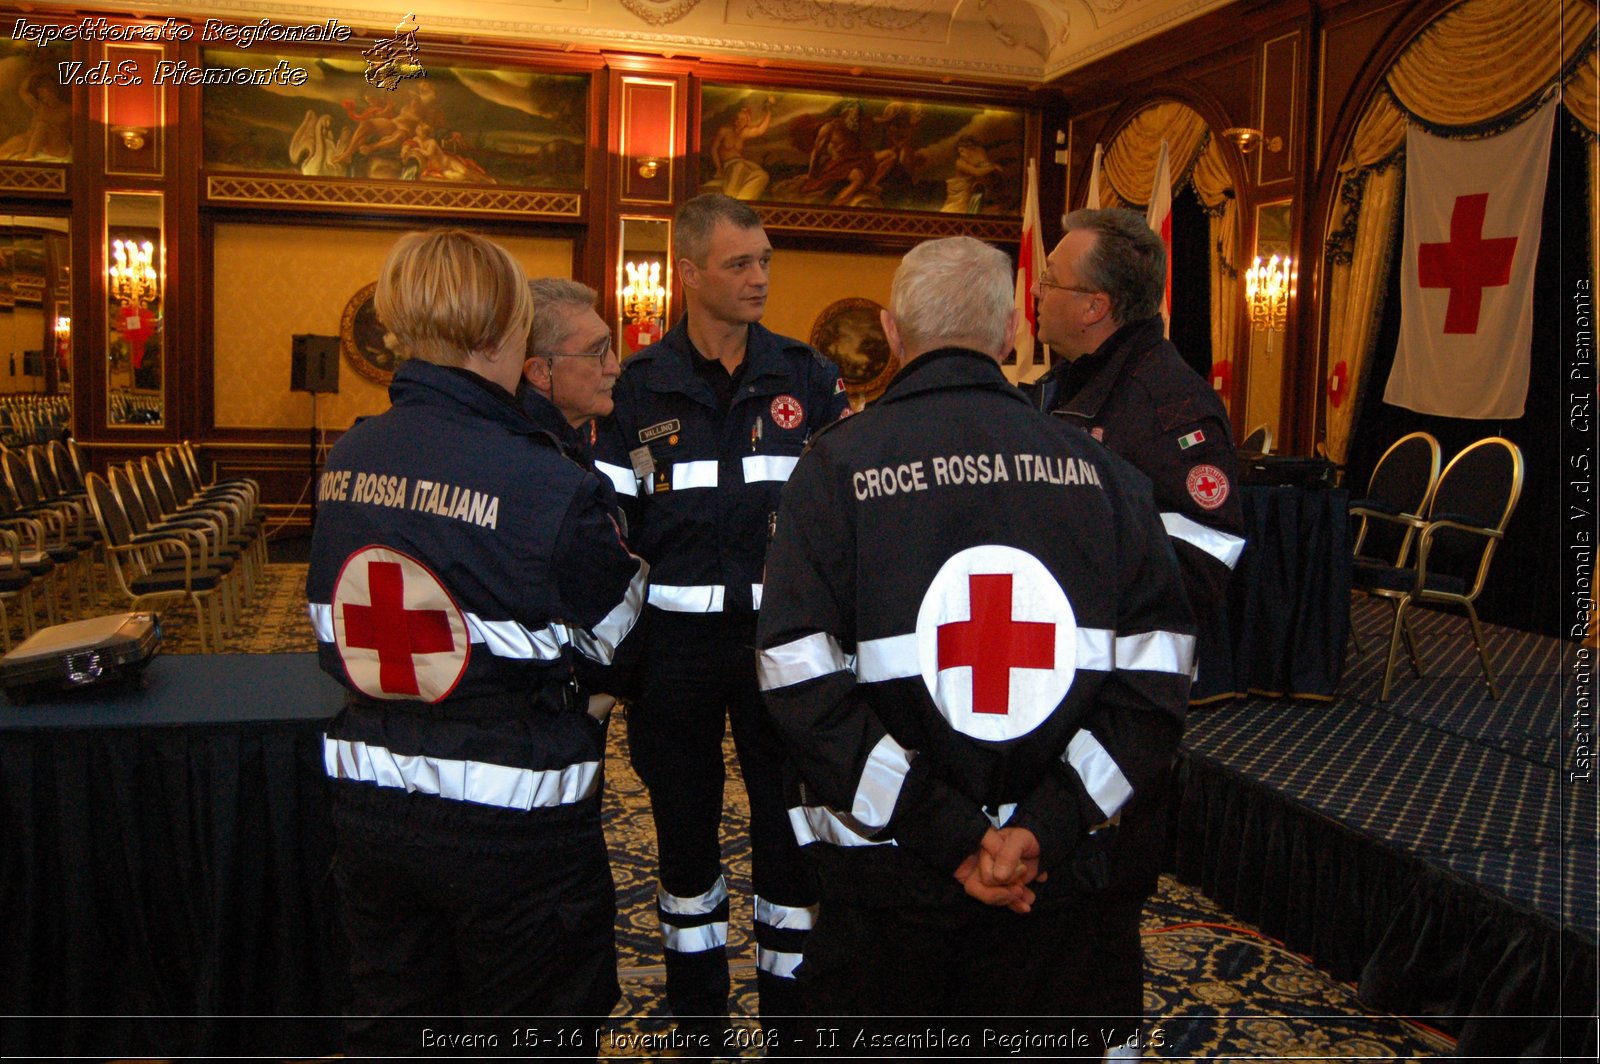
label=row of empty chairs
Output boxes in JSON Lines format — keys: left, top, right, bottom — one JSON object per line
{"left": 0, "top": 395, "right": 71, "bottom": 448}
{"left": 1349, "top": 432, "right": 1525, "bottom": 701}
{"left": 0, "top": 439, "right": 263, "bottom": 653}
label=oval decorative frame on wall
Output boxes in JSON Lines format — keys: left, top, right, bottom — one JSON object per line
{"left": 809, "top": 296, "right": 896, "bottom": 408}
{"left": 339, "top": 281, "right": 400, "bottom": 386}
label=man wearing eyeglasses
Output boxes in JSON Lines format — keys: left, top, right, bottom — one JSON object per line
{"left": 1027, "top": 207, "right": 1245, "bottom": 1057}
{"left": 522, "top": 278, "right": 621, "bottom": 462}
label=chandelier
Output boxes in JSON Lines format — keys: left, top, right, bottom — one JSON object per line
{"left": 108, "top": 239, "right": 159, "bottom": 309}
{"left": 622, "top": 260, "right": 665, "bottom": 324}
{"left": 1244, "top": 254, "right": 1290, "bottom": 331}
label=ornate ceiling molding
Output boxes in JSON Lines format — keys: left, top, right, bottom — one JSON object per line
{"left": 619, "top": 0, "right": 706, "bottom": 26}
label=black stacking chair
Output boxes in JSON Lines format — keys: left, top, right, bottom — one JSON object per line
{"left": 85, "top": 472, "right": 229, "bottom": 653}
{"left": 1350, "top": 437, "right": 1523, "bottom": 701}
{"left": 1348, "top": 431, "right": 1442, "bottom": 652}
{"left": 1240, "top": 424, "right": 1272, "bottom": 455}
{"left": 114, "top": 464, "right": 242, "bottom": 630}
{"left": 0, "top": 446, "right": 87, "bottom": 620}
{"left": 27, "top": 443, "right": 102, "bottom": 603}
{"left": 0, "top": 525, "right": 53, "bottom": 651}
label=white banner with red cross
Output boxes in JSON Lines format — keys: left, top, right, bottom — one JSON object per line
{"left": 1384, "top": 99, "right": 1555, "bottom": 420}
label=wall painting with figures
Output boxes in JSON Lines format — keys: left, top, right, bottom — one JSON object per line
{"left": 699, "top": 86, "right": 1024, "bottom": 216}
{"left": 201, "top": 50, "right": 588, "bottom": 188}
{"left": 0, "top": 40, "right": 72, "bottom": 162}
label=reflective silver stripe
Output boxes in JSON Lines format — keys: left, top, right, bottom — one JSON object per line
{"left": 323, "top": 737, "right": 598, "bottom": 809}
{"left": 671, "top": 460, "right": 720, "bottom": 490}
{"left": 308, "top": 602, "right": 333, "bottom": 642}
{"left": 1063, "top": 729, "right": 1133, "bottom": 820}
{"left": 465, "top": 614, "right": 566, "bottom": 661}
{"left": 852, "top": 733, "right": 911, "bottom": 830}
{"left": 851, "top": 626, "right": 1188, "bottom": 679}
{"left": 757, "top": 946, "right": 804, "bottom": 979}
{"left": 754, "top": 896, "right": 818, "bottom": 931}
{"left": 1116, "top": 630, "right": 1196, "bottom": 675}
{"left": 788, "top": 804, "right": 897, "bottom": 848}
{"left": 647, "top": 583, "right": 726, "bottom": 612}
{"left": 983, "top": 803, "right": 1018, "bottom": 828}
{"left": 742, "top": 454, "right": 799, "bottom": 483}
{"left": 569, "top": 558, "right": 649, "bottom": 665}
{"left": 1077, "top": 627, "right": 1114, "bottom": 671}
{"left": 757, "top": 631, "right": 849, "bottom": 691}
{"left": 311, "top": 600, "right": 569, "bottom": 662}
{"left": 595, "top": 460, "right": 638, "bottom": 498}
{"left": 1162, "top": 511, "right": 1246, "bottom": 569}
{"left": 658, "top": 876, "right": 729, "bottom": 916}
{"left": 662, "top": 921, "right": 728, "bottom": 953}
{"left": 752, "top": 583, "right": 763, "bottom": 610}
{"left": 856, "top": 633, "right": 919, "bottom": 682}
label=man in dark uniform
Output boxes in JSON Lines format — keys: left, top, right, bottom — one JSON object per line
{"left": 593, "top": 194, "right": 847, "bottom": 1041}
{"left": 307, "top": 230, "right": 648, "bottom": 1057}
{"left": 755, "top": 235, "right": 1194, "bottom": 1054}
{"left": 1026, "top": 207, "right": 1246, "bottom": 1054}
{"left": 521, "top": 278, "right": 621, "bottom": 467}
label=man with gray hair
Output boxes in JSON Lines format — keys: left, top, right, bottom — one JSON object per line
{"left": 756, "top": 235, "right": 1193, "bottom": 1050}
{"left": 520, "top": 278, "right": 620, "bottom": 461}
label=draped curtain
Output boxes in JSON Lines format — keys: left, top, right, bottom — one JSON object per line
{"left": 1098, "top": 102, "right": 1238, "bottom": 407}
{"left": 1320, "top": 0, "right": 1598, "bottom": 463}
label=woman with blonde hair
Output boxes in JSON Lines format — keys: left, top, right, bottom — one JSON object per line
{"left": 307, "top": 229, "right": 647, "bottom": 1057}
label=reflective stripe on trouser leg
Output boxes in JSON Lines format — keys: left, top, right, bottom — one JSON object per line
{"left": 754, "top": 893, "right": 813, "bottom": 1023}
{"left": 657, "top": 876, "right": 732, "bottom": 1018}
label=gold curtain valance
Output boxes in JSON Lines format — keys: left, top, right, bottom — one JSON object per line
{"left": 1101, "top": 101, "right": 1210, "bottom": 208}
{"left": 1565, "top": 48, "right": 1599, "bottom": 134}
{"left": 1386, "top": 0, "right": 1593, "bottom": 128}
{"left": 1190, "top": 138, "right": 1234, "bottom": 210}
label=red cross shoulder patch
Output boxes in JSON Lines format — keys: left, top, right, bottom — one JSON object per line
{"left": 770, "top": 394, "right": 804, "bottom": 430}
{"left": 332, "top": 545, "right": 471, "bottom": 702}
{"left": 915, "top": 544, "right": 1078, "bottom": 742}
{"left": 1186, "top": 464, "right": 1230, "bottom": 510}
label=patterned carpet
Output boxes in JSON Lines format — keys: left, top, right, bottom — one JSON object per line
{"left": 90, "top": 562, "right": 1455, "bottom": 1059}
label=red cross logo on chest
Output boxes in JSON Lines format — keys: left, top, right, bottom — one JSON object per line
{"left": 1417, "top": 192, "right": 1518, "bottom": 334}
{"left": 937, "top": 573, "right": 1056, "bottom": 715}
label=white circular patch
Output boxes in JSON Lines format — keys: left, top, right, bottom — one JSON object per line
{"left": 770, "top": 394, "right": 804, "bottom": 430}
{"left": 332, "top": 545, "right": 471, "bottom": 703}
{"left": 914, "top": 544, "right": 1077, "bottom": 742}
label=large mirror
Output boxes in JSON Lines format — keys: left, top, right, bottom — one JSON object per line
{"left": 617, "top": 216, "right": 671, "bottom": 359}
{"left": 1243, "top": 199, "right": 1292, "bottom": 449}
{"left": 106, "top": 191, "right": 164, "bottom": 426}
{"left": 0, "top": 214, "right": 71, "bottom": 444}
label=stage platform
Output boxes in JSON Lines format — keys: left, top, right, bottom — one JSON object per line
{"left": 1172, "top": 599, "right": 1595, "bottom": 1059}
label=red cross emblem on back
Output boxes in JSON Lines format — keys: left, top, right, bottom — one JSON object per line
{"left": 916, "top": 544, "right": 1079, "bottom": 742}
{"left": 344, "top": 561, "right": 456, "bottom": 695}
{"left": 1417, "top": 193, "right": 1517, "bottom": 334}
{"left": 937, "top": 574, "right": 1055, "bottom": 715}
{"left": 333, "top": 545, "right": 471, "bottom": 702}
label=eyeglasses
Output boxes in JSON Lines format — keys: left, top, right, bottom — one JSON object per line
{"left": 1035, "top": 276, "right": 1098, "bottom": 297}
{"left": 539, "top": 339, "right": 616, "bottom": 363}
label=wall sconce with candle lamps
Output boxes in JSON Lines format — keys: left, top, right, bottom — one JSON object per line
{"left": 622, "top": 260, "right": 666, "bottom": 325}
{"left": 1244, "top": 253, "right": 1291, "bottom": 332}
{"left": 108, "top": 238, "right": 159, "bottom": 310}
